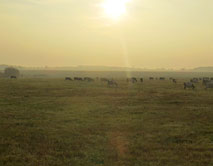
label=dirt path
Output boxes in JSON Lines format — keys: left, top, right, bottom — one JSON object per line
{"left": 108, "top": 131, "right": 129, "bottom": 162}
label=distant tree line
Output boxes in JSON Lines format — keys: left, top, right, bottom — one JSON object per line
{"left": 0, "top": 67, "right": 20, "bottom": 78}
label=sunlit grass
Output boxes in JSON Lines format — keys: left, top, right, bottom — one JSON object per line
{"left": 0, "top": 78, "right": 213, "bottom": 166}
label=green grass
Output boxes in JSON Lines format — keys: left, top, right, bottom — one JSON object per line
{"left": 0, "top": 78, "right": 213, "bottom": 166}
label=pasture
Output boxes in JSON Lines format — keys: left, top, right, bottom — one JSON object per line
{"left": 1, "top": 77, "right": 213, "bottom": 166}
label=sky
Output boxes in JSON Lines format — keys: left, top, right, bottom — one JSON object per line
{"left": 0, "top": 0, "right": 213, "bottom": 68}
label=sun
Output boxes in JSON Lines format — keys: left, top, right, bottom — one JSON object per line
{"left": 101, "top": 0, "right": 131, "bottom": 20}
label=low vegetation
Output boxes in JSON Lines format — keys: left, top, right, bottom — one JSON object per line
{"left": 0, "top": 78, "right": 213, "bottom": 166}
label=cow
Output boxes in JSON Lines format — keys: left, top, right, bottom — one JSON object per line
{"left": 74, "top": 77, "right": 83, "bottom": 81}
{"left": 131, "top": 77, "right": 137, "bottom": 83}
{"left": 107, "top": 80, "right": 118, "bottom": 87}
{"left": 184, "top": 82, "right": 195, "bottom": 90}
{"left": 140, "top": 78, "right": 144, "bottom": 83}
{"left": 65, "top": 77, "right": 72, "bottom": 81}
{"left": 205, "top": 81, "right": 213, "bottom": 89}
{"left": 149, "top": 77, "right": 154, "bottom": 80}
{"left": 190, "top": 78, "right": 199, "bottom": 83}
{"left": 160, "top": 77, "right": 165, "bottom": 80}
{"left": 88, "top": 78, "right": 95, "bottom": 82}
{"left": 203, "top": 79, "right": 213, "bottom": 84}
{"left": 172, "top": 79, "right": 177, "bottom": 84}
{"left": 10, "top": 76, "right": 17, "bottom": 79}
{"left": 203, "top": 79, "right": 211, "bottom": 85}
{"left": 84, "top": 77, "right": 94, "bottom": 82}
{"left": 203, "top": 77, "right": 210, "bottom": 81}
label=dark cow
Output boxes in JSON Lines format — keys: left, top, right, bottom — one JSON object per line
{"left": 65, "top": 77, "right": 72, "bottom": 81}
{"left": 140, "top": 78, "right": 143, "bottom": 83}
{"left": 84, "top": 77, "right": 94, "bottom": 82}
{"left": 203, "top": 79, "right": 210, "bottom": 85}
{"left": 184, "top": 82, "right": 195, "bottom": 90}
{"left": 203, "top": 77, "right": 210, "bottom": 81}
{"left": 107, "top": 80, "right": 118, "bottom": 87}
{"left": 74, "top": 77, "right": 83, "bottom": 81}
{"left": 205, "top": 81, "right": 213, "bottom": 89}
{"left": 131, "top": 77, "right": 137, "bottom": 83}
{"left": 203, "top": 79, "right": 213, "bottom": 85}
{"left": 172, "top": 79, "right": 177, "bottom": 83}
{"left": 160, "top": 77, "right": 165, "bottom": 80}
{"left": 10, "top": 76, "right": 17, "bottom": 79}
{"left": 190, "top": 78, "right": 199, "bottom": 83}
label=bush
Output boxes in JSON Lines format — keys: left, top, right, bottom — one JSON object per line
{"left": 4, "top": 67, "right": 20, "bottom": 77}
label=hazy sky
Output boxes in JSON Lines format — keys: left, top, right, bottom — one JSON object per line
{"left": 0, "top": 0, "right": 213, "bottom": 68}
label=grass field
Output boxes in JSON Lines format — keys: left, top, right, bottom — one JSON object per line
{"left": 1, "top": 77, "right": 213, "bottom": 166}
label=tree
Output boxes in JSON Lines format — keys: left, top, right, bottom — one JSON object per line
{"left": 4, "top": 67, "right": 20, "bottom": 77}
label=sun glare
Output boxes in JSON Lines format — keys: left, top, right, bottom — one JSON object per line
{"left": 102, "top": 0, "right": 131, "bottom": 20}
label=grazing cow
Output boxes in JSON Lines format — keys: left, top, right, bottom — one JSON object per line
{"left": 149, "top": 77, "right": 154, "bottom": 80}
{"left": 202, "top": 79, "right": 211, "bottom": 85}
{"left": 190, "top": 78, "right": 199, "bottom": 83}
{"left": 74, "top": 77, "right": 83, "bottom": 81}
{"left": 65, "top": 77, "right": 72, "bottom": 81}
{"left": 10, "top": 76, "right": 17, "bottom": 79}
{"left": 140, "top": 78, "right": 143, "bottom": 83}
{"left": 131, "top": 77, "right": 137, "bottom": 83}
{"left": 203, "top": 77, "right": 210, "bottom": 81}
{"left": 203, "top": 79, "right": 213, "bottom": 85}
{"left": 84, "top": 77, "right": 88, "bottom": 81}
{"left": 88, "top": 78, "right": 95, "bottom": 82}
{"left": 205, "top": 81, "right": 213, "bottom": 89}
{"left": 184, "top": 82, "right": 195, "bottom": 90}
{"left": 160, "top": 77, "right": 165, "bottom": 80}
{"left": 107, "top": 80, "right": 118, "bottom": 87}
{"left": 172, "top": 79, "right": 177, "bottom": 83}
{"left": 84, "top": 77, "right": 94, "bottom": 82}
{"left": 211, "top": 78, "right": 213, "bottom": 81}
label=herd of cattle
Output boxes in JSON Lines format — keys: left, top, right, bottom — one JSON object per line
{"left": 64, "top": 76, "right": 213, "bottom": 90}
{"left": 185, "top": 77, "right": 213, "bottom": 89}
{"left": 8, "top": 75, "right": 213, "bottom": 89}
